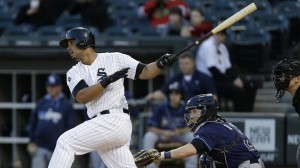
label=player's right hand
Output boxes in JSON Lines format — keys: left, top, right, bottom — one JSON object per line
{"left": 156, "top": 53, "right": 177, "bottom": 69}
{"left": 99, "top": 67, "right": 129, "bottom": 88}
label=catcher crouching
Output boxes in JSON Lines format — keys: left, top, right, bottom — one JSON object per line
{"left": 134, "top": 94, "right": 265, "bottom": 168}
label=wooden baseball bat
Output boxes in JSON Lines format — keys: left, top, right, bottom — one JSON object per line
{"left": 171, "top": 3, "right": 257, "bottom": 59}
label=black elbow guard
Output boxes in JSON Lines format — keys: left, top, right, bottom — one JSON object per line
{"left": 191, "top": 139, "right": 207, "bottom": 154}
{"left": 72, "top": 80, "right": 88, "bottom": 98}
{"left": 135, "top": 63, "right": 146, "bottom": 79}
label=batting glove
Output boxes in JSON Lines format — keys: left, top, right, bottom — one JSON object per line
{"left": 99, "top": 67, "right": 129, "bottom": 88}
{"left": 156, "top": 53, "right": 177, "bottom": 69}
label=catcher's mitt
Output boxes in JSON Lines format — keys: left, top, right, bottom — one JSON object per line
{"left": 133, "top": 149, "right": 160, "bottom": 167}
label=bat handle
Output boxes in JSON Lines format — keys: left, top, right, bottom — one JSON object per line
{"left": 170, "top": 32, "right": 213, "bottom": 59}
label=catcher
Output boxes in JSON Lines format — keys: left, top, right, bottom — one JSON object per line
{"left": 134, "top": 94, "right": 265, "bottom": 168}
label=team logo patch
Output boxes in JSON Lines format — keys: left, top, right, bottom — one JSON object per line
{"left": 97, "top": 68, "right": 107, "bottom": 82}
{"left": 68, "top": 77, "right": 71, "bottom": 82}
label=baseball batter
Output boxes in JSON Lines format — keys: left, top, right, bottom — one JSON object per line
{"left": 48, "top": 27, "right": 177, "bottom": 168}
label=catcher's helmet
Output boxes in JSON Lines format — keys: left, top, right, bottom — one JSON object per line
{"left": 272, "top": 59, "right": 300, "bottom": 102}
{"left": 59, "top": 27, "right": 95, "bottom": 49}
{"left": 184, "top": 94, "right": 218, "bottom": 132}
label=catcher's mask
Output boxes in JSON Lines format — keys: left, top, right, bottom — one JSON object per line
{"left": 184, "top": 94, "right": 218, "bottom": 132}
{"left": 59, "top": 27, "right": 95, "bottom": 49}
{"left": 199, "top": 154, "right": 215, "bottom": 168}
{"left": 272, "top": 59, "right": 300, "bottom": 102}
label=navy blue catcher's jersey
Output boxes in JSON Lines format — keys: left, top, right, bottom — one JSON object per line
{"left": 194, "top": 119, "right": 260, "bottom": 168}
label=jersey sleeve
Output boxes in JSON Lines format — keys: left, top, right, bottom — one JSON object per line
{"left": 194, "top": 123, "right": 222, "bottom": 151}
{"left": 116, "top": 53, "right": 140, "bottom": 80}
{"left": 66, "top": 67, "right": 84, "bottom": 95}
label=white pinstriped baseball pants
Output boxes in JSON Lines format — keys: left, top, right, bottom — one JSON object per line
{"left": 48, "top": 110, "right": 136, "bottom": 168}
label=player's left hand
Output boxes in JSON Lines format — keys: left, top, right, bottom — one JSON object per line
{"left": 99, "top": 67, "right": 129, "bottom": 88}
{"left": 133, "top": 149, "right": 161, "bottom": 167}
{"left": 156, "top": 53, "right": 177, "bottom": 69}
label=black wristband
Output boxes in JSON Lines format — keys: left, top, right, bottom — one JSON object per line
{"left": 156, "top": 59, "right": 164, "bottom": 69}
{"left": 99, "top": 77, "right": 110, "bottom": 88}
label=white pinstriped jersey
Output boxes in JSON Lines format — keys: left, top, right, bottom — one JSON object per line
{"left": 66, "top": 52, "right": 139, "bottom": 118}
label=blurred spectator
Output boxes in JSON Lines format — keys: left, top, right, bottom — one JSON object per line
{"left": 181, "top": 8, "right": 213, "bottom": 37}
{"left": 27, "top": 74, "right": 76, "bottom": 168}
{"left": 165, "top": 6, "right": 189, "bottom": 36}
{"left": 138, "top": 0, "right": 189, "bottom": 28}
{"left": 146, "top": 52, "right": 217, "bottom": 102}
{"left": 68, "top": 0, "right": 112, "bottom": 32}
{"left": 143, "top": 81, "right": 197, "bottom": 168}
{"left": 196, "top": 31, "right": 257, "bottom": 112}
{"left": 15, "top": 0, "right": 67, "bottom": 29}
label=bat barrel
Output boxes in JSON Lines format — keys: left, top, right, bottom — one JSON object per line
{"left": 169, "top": 3, "right": 257, "bottom": 60}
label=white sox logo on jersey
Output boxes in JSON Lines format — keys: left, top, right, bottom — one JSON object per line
{"left": 97, "top": 68, "right": 107, "bottom": 83}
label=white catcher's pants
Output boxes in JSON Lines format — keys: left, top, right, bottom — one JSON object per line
{"left": 48, "top": 110, "right": 136, "bottom": 168}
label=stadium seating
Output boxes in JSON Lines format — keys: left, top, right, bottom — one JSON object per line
{"left": 10, "top": 0, "right": 30, "bottom": 10}
{"left": 138, "top": 27, "right": 161, "bottom": 37}
{"left": 132, "top": 0, "right": 146, "bottom": 7}
{"left": 109, "top": 0, "right": 136, "bottom": 12}
{"left": 252, "top": 0, "right": 272, "bottom": 14}
{"left": 111, "top": 10, "right": 140, "bottom": 27}
{"left": 35, "top": 26, "right": 65, "bottom": 37}
{"left": 201, "top": 0, "right": 238, "bottom": 15}
{"left": 56, "top": 13, "right": 81, "bottom": 27}
{"left": 227, "top": 27, "right": 271, "bottom": 76}
{"left": 229, "top": 16, "right": 255, "bottom": 32}
{"left": 233, "top": 0, "right": 253, "bottom": 9}
{"left": 0, "top": 11, "right": 14, "bottom": 25}
{"left": 2, "top": 24, "right": 34, "bottom": 37}
{"left": 103, "top": 26, "right": 131, "bottom": 37}
{"left": 185, "top": 0, "right": 202, "bottom": 8}
{"left": 0, "top": 1, "right": 9, "bottom": 12}
{"left": 208, "top": 11, "right": 236, "bottom": 26}
{"left": 273, "top": 1, "right": 300, "bottom": 46}
{"left": 255, "top": 14, "right": 289, "bottom": 59}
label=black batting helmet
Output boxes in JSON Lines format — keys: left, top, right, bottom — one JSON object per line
{"left": 184, "top": 94, "right": 218, "bottom": 132}
{"left": 272, "top": 59, "right": 300, "bottom": 102}
{"left": 59, "top": 27, "right": 95, "bottom": 49}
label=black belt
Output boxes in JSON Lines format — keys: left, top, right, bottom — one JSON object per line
{"left": 250, "top": 158, "right": 259, "bottom": 164}
{"left": 91, "top": 109, "right": 129, "bottom": 119}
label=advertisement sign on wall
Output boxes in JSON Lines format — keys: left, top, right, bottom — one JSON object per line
{"left": 244, "top": 119, "right": 275, "bottom": 152}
